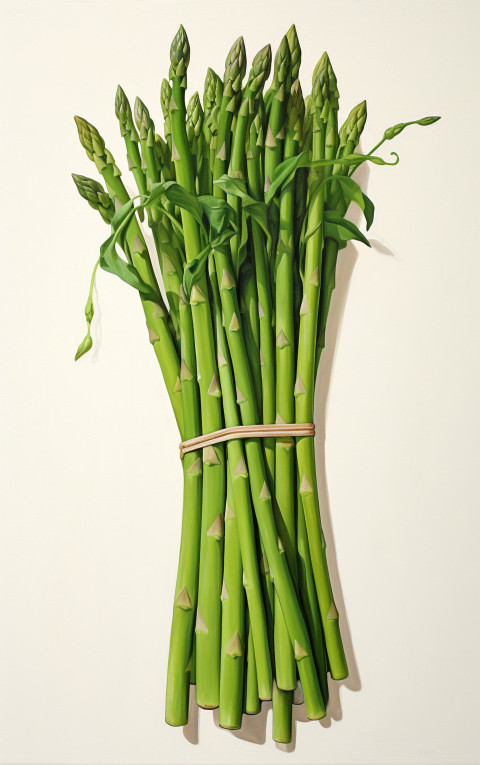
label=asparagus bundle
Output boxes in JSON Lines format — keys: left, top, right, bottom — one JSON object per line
{"left": 72, "top": 25, "right": 439, "bottom": 743}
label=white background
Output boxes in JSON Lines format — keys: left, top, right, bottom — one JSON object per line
{"left": 1, "top": 1, "right": 479, "bottom": 763}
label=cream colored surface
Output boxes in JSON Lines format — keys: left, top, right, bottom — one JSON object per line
{"left": 1, "top": 1, "right": 479, "bottom": 762}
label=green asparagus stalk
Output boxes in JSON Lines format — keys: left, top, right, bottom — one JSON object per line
{"left": 72, "top": 173, "right": 115, "bottom": 223}
{"left": 294, "top": 60, "right": 348, "bottom": 680}
{"left": 165, "top": 280, "right": 202, "bottom": 726}
{"left": 264, "top": 35, "right": 291, "bottom": 196}
{"left": 315, "top": 100, "right": 367, "bottom": 369}
{"left": 272, "top": 80, "right": 304, "bottom": 736}
{"left": 238, "top": 262, "right": 262, "bottom": 407}
{"left": 115, "top": 86, "right": 148, "bottom": 200}
{"left": 203, "top": 67, "right": 223, "bottom": 177}
{"left": 213, "top": 36, "right": 246, "bottom": 198}
{"left": 209, "top": 256, "right": 272, "bottom": 702}
{"left": 244, "top": 98, "right": 276, "bottom": 661}
{"left": 169, "top": 25, "right": 226, "bottom": 710}
{"left": 134, "top": 97, "right": 160, "bottom": 190}
{"left": 219, "top": 466, "right": 245, "bottom": 729}
{"left": 297, "top": 483, "right": 328, "bottom": 702}
{"left": 244, "top": 616, "right": 261, "bottom": 715}
{"left": 160, "top": 78, "right": 173, "bottom": 153}
{"left": 228, "top": 44, "right": 273, "bottom": 474}
{"left": 186, "top": 91, "right": 204, "bottom": 188}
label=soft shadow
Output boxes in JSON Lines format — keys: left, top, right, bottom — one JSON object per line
{"left": 369, "top": 238, "right": 396, "bottom": 257}
{"left": 183, "top": 685, "right": 199, "bottom": 744}
{"left": 229, "top": 702, "right": 271, "bottom": 745}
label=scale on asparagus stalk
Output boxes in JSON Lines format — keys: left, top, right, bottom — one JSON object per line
{"left": 72, "top": 24, "right": 439, "bottom": 743}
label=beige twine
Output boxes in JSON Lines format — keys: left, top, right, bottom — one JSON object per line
{"left": 179, "top": 423, "right": 315, "bottom": 459}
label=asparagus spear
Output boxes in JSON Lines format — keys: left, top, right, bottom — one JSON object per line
{"left": 166, "top": 283, "right": 202, "bottom": 726}
{"left": 212, "top": 36, "right": 246, "bottom": 197}
{"left": 115, "top": 86, "right": 148, "bottom": 200}
{"left": 294, "top": 60, "right": 348, "bottom": 680}
{"left": 272, "top": 77, "right": 305, "bottom": 742}
{"left": 160, "top": 78, "right": 173, "bottom": 152}
{"left": 316, "top": 100, "right": 367, "bottom": 368}
{"left": 72, "top": 173, "right": 115, "bottom": 223}
{"left": 202, "top": 67, "right": 223, "bottom": 177}
{"left": 169, "top": 25, "right": 226, "bottom": 710}
{"left": 209, "top": 258, "right": 272, "bottom": 704}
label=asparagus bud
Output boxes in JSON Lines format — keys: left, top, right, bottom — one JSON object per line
{"left": 288, "top": 78, "right": 305, "bottom": 144}
{"left": 155, "top": 133, "right": 168, "bottom": 165}
{"left": 186, "top": 91, "right": 204, "bottom": 142}
{"left": 154, "top": 134, "right": 174, "bottom": 180}
{"left": 247, "top": 44, "right": 272, "bottom": 96}
{"left": 115, "top": 85, "right": 139, "bottom": 141}
{"left": 223, "top": 36, "right": 246, "bottom": 109}
{"left": 134, "top": 97, "right": 155, "bottom": 142}
{"left": 72, "top": 173, "right": 115, "bottom": 223}
{"left": 272, "top": 35, "right": 292, "bottom": 92}
{"left": 312, "top": 53, "right": 339, "bottom": 108}
{"left": 338, "top": 100, "right": 367, "bottom": 152}
{"left": 160, "top": 78, "right": 172, "bottom": 149}
{"left": 74, "top": 116, "right": 122, "bottom": 177}
{"left": 286, "top": 23, "right": 301, "bottom": 80}
{"left": 383, "top": 114, "right": 440, "bottom": 140}
{"left": 169, "top": 24, "right": 190, "bottom": 85}
{"left": 160, "top": 78, "right": 172, "bottom": 120}
{"left": 203, "top": 67, "right": 223, "bottom": 137}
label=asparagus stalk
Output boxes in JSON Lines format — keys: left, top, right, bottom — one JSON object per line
{"left": 238, "top": 262, "right": 262, "bottom": 407}
{"left": 272, "top": 80, "right": 305, "bottom": 740}
{"left": 219, "top": 461, "right": 246, "bottom": 729}
{"left": 294, "top": 60, "right": 348, "bottom": 680}
{"left": 115, "top": 86, "right": 148, "bottom": 200}
{"left": 203, "top": 67, "right": 223, "bottom": 177}
{"left": 209, "top": 257, "right": 272, "bottom": 703}
{"left": 160, "top": 78, "right": 173, "bottom": 153}
{"left": 134, "top": 97, "right": 161, "bottom": 191}
{"left": 213, "top": 36, "right": 246, "bottom": 198}
{"left": 244, "top": 616, "right": 261, "bottom": 715}
{"left": 165, "top": 279, "right": 202, "bottom": 726}
{"left": 316, "top": 100, "right": 367, "bottom": 369}
{"left": 169, "top": 25, "right": 226, "bottom": 710}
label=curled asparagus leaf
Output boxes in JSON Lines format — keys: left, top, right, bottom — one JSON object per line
{"left": 348, "top": 115, "right": 441, "bottom": 176}
{"left": 75, "top": 258, "right": 100, "bottom": 361}
{"left": 266, "top": 150, "right": 399, "bottom": 203}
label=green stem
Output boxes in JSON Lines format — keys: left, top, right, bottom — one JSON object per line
{"left": 272, "top": 681, "right": 293, "bottom": 744}
{"left": 295, "top": 106, "right": 348, "bottom": 680}
{"left": 210, "top": 256, "right": 272, "bottom": 701}
{"left": 170, "top": 73, "right": 226, "bottom": 709}
{"left": 219, "top": 469, "right": 245, "bottom": 730}
{"left": 165, "top": 277, "right": 202, "bottom": 726}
